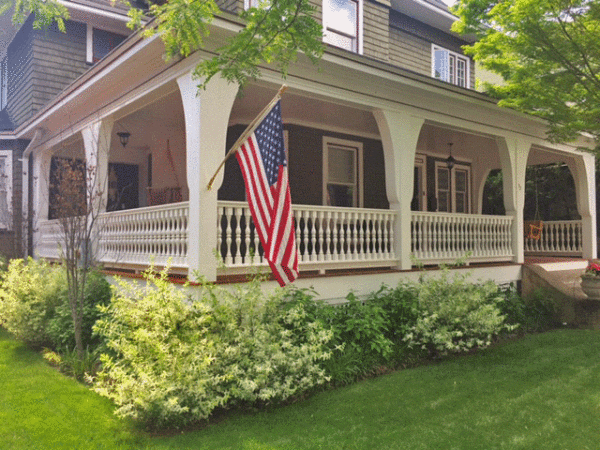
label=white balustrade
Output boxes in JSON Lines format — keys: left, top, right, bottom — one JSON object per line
{"left": 524, "top": 220, "right": 583, "bottom": 256}
{"left": 411, "top": 212, "right": 513, "bottom": 264}
{"left": 217, "top": 201, "right": 398, "bottom": 272}
{"left": 36, "top": 219, "right": 62, "bottom": 259}
{"left": 96, "top": 202, "right": 189, "bottom": 269}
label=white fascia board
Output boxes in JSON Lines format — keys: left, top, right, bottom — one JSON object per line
{"left": 58, "top": 0, "right": 132, "bottom": 22}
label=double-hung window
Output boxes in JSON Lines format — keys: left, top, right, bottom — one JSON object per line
{"left": 323, "top": 0, "right": 362, "bottom": 53}
{"left": 432, "top": 45, "right": 469, "bottom": 88}
{"left": 435, "top": 161, "right": 471, "bottom": 213}
{"left": 323, "top": 137, "right": 363, "bottom": 207}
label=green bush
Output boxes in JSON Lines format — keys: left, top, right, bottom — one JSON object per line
{"left": 93, "top": 270, "right": 332, "bottom": 429}
{"left": 47, "top": 270, "right": 111, "bottom": 351}
{"left": 522, "top": 288, "right": 558, "bottom": 331}
{"left": 0, "top": 258, "right": 65, "bottom": 347}
{"left": 284, "top": 288, "right": 400, "bottom": 385}
{"left": 404, "top": 269, "right": 513, "bottom": 356}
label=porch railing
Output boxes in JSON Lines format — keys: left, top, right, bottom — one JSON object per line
{"left": 37, "top": 219, "right": 62, "bottom": 259}
{"left": 411, "top": 212, "right": 514, "bottom": 264}
{"left": 36, "top": 205, "right": 522, "bottom": 274}
{"left": 96, "top": 202, "right": 189, "bottom": 270}
{"left": 217, "top": 201, "right": 398, "bottom": 273}
{"left": 524, "top": 220, "right": 583, "bottom": 256}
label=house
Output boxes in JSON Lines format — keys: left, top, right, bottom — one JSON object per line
{"left": 0, "top": 0, "right": 596, "bottom": 299}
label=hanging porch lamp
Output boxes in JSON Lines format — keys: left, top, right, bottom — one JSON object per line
{"left": 446, "top": 142, "right": 456, "bottom": 169}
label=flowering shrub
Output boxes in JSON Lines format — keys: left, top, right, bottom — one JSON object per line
{"left": 93, "top": 270, "right": 332, "bottom": 429}
{"left": 0, "top": 258, "right": 65, "bottom": 347}
{"left": 404, "top": 269, "right": 513, "bottom": 356}
{"left": 583, "top": 262, "right": 600, "bottom": 278}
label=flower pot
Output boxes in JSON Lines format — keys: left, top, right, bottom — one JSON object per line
{"left": 580, "top": 277, "right": 600, "bottom": 300}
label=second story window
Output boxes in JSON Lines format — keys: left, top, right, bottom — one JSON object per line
{"left": 323, "top": 0, "right": 362, "bottom": 53}
{"left": 432, "top": 45, "right": 469, "bottom": 88}
{"left": 87, "top": 28, "right": 127, "bottom": 64}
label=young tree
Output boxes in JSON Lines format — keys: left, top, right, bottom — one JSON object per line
{"left": 2, "top": 0, "right": 324, "bottom": 89}
{"left": 49, "top": 156, "right": 101, "bottom": 359}
{"left": 452, "top": 0, "right": 600, "bottom": 144}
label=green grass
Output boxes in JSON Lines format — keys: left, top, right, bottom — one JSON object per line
{"left": 2, "top": 328, "right": 600, "bottom": 450}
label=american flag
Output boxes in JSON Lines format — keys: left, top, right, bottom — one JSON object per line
{"left": 235, "top": 100, "right": 299, "bottom": 286}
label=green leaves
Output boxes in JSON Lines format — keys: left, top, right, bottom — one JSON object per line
{"left": 453, "top": 0, "right": 600, "bottom": 144}
{"left": 131, "top": 0, "right": 324, "bottom": 89}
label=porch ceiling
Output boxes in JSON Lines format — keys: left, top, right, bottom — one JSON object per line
{"left": 229, "top": 84, "right": 381, "bottom": 138}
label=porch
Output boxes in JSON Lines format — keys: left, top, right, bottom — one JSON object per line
{"left": 26, "top": 70, "right": 596, "bottom": 292}
{"left": 35, "top": 201, "right": 583, "bottom": 276}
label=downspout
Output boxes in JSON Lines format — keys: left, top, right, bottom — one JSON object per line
{"left": 21, "top": 128, "right": 43, "bottom": 257}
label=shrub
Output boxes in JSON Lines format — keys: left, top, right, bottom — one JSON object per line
{"left": 284, "top": 288, "right": 397, "bottom": 385}
{"left": 522, "top": 288, "right": 558, "bottom": 331}
{"left": 404, "top": 269, "right": 512, "bottom": 356}
{"left": 47, "top": 270, "right": 111, "bottom": 351}
{"left": 93, "top": 270, "right": 332, "bottom": 429}
{"left": 0, "top": 258, "right": 65, "bottom": 347}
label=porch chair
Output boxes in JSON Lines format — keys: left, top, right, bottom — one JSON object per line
{"left": 524, "top": 166, "right": 543, "bottom": 241}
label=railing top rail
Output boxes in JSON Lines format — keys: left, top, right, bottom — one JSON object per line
{"left": 98, "top": 201, "right": 190, "bottom": 218}
{"left": 218, "top": 200, "right": 396, "bottom": 215}
{"left": 540, "top": 219, "right": 583, "bottom": 225}
{"left": 411, "top": 211, "right": 513, "bottom": 220}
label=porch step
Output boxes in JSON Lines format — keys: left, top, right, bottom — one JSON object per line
{"left": 522, "top": 260, "right": 600, "bottom": 329}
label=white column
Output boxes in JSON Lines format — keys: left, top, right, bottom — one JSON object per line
{"left": 374, "top": 109, "right": 424, "bottom": 270}
{"left": 82, "top": 119, "right": 113, "bottom": 214}
{"left": 566, "top": 152, "right": 597, "bottom": 259}
{"left": 177, "top": 73, "right": 239, "bottom": 281}
{"left": 497, "top": 135, "right": 531, "bottom": 263}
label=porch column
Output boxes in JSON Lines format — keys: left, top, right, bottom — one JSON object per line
{"left": 497, "top": 135, "right": 531, "bottom": 264}
{"left": 374, "top": 109, "right": 424, "bottom": 270}
{"left": 33, "top": 148, "right": 53, "bottom": 223}
{"left": 82, "top": 119, "right": 113, "bottom": 214}
{"left": 566, "top": 153, "right": 597, "bottom": 259}
{"left": 177, "top": 73, "right": 239, "bottom": 282}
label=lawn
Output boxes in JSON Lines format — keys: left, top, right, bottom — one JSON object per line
{"left": 1, "top": 328, "right": 600, "bottom": 450}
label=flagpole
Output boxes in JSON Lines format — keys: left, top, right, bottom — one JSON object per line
{"left": 206, "top": 84, "right": 288, "bottom": 191}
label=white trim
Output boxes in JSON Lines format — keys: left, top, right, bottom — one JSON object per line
{"left": 322, "top": 136, "right": 363, "bottom": 207}
{"left": 434, "top": 160, "right": 471, "bottom": 213}
{"left": 0, "top": 150, "right": 12, "bottom": 229}
{"left": 58, "top": 0, "right": 132, "bottom": 22}
{"left": 431, "top": 44, "right": 470, "bottom": 89}
{"left": 323, "top": 0, "right": 363, "bottom": 54}
{"left": 414, "top": 153, "right": 427, "bottom": 211}
{"left": 86, "top": 24, "right": 93, "bottom": 65}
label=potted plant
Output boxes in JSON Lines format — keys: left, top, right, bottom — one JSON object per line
{"left": 580, "top": 262, "right": 600, "bottom": 300}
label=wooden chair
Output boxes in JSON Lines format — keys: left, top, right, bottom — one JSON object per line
{"left": 524, "top": 220, "right": 543, "bottom": 240}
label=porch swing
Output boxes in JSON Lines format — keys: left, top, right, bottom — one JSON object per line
{"left": 524, "top": 168, "right": 543, "bottom": 240}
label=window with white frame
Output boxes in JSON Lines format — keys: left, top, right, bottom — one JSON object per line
{"left": 323, "top": 137, "right": 363, "bottom": 207}
{"left": 86, "top": 26, "right": 127, "bottom": 64}
{"left": 435, "top": 161, "right": 470, "bottom": 213}
{"left": 244, "top": 0, "right": 269, "bottom": 8}
{"left": 0, "top": 151, "right": 12, "bottom": 229}
{"left": 0, "top": 57, "right": 7, "bottom": 111}
{"left": 412, "top": 154, "right": 427, "bottom": 211}
{"left": 323, "top": 0, "right": 362, "bottom": 53}
{"left": 432, "top": 45, "right": 469, "bottom": 88}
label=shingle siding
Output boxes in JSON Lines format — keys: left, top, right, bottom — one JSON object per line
{"left": 389, "top": 10, "right": 475, "bottom": 87}
{"left": 363, "top": 1, "right": 389, "bottom": 62}
{"left": 6, "top": 17, "right": 87, "bottom": 128}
